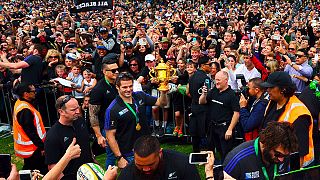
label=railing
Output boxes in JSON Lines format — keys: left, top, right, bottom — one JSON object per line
{"left": 0, "top": 86, "right": 192, "bottom": 138}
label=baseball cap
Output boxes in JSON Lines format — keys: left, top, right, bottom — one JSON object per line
{"left": 66, "top": 53, "right": 77, "bottom": 61}
{"left": 145, "top": 54, "right": 155, "bottom": 61}
{"left": 102, "top": 53, "right": 118, "bottom": 64}
{"left": 161, "top": 37, "right": 169, "bottom": 43}
{"left": 260, "top": 71, "right": 295, "bottom": 88}
{"left": 241, "top": 35, "right": 249, "bottom": 40}
{"left": 97, "top": 45, "right": 107, "bottom": 50}
{"left": 99, "top": 27, "right": 108, "bottom": 33}
{"left": 199, "top": 20, "right": 205, "bottom": 26}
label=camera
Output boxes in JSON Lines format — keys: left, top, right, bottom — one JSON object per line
{"left": 235, "top": 74, "right": 249, "bottom": 98}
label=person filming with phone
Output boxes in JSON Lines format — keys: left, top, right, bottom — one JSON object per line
{"left": 239, "top": 78, "right": 268, "bottom": 141}
{"left": 199, "top": 70, "right": 240, "bottom": 162}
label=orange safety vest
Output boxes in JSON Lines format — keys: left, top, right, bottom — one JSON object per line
{"left": 264, "top": 95, "right": 314, "bottom": 167}
{"left": 13, "top": 99, "right": 46, "bottom": 158}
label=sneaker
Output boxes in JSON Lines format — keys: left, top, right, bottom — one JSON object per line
{"left": 151, "top": 126, "right": 160, "bottom": 137}
{"left": 173, "top": 127, "right": 179, "bottom": 136}
{"left": 178, "top": 130, "right": 183, "bottom": 138}
{"left": 156, "top": 126, "right": 165, "bottom": 138}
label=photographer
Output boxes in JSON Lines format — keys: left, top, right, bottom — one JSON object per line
{"left": 239, "top": 78, "right": 268, "bottom": 141}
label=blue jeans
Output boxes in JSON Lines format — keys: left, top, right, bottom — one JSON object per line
{"left": 101, "top": 130, "right": 116, "bottom": 168}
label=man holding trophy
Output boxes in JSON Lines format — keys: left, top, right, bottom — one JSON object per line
{"left": 105, "top": 66, "right": 172, "bottom": 168}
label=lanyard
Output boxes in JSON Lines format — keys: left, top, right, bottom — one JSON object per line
{"left": 123, "top": 100, "right": 139, "bottom": 124}
{"left": 254, "top": 138, "right": 277, "bottom": 180}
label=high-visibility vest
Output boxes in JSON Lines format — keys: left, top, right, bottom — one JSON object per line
{"left": 265, "top": 95, "right": 314, "bottom": 167}
{"left": 13, "top": 99, "right": 46, "bottom": 158}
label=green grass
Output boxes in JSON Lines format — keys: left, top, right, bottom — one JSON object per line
{"left": 1, "top": 136, "right": 205, "bottom": 179}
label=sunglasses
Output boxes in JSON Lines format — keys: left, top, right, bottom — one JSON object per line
{"left": 49, "top": 56, "right": 59, "bottom": 59}
{"left": 106, "top": 68, "right": 119, "bottom": 73}
{"left": 266, "top": 66, "right": 271, "bottom": 70}
{"left": 295, "top": 54, "right": 305, "bottom": 58}
{"left": 129, "top": 64, "right": 138, "bottom": 67}
{"left": 288, "top": 48, "right": 295, "bottom": 51}
{"left": 59, "top": 95, "right": 73, "bottom": 109}
{"left": 273, "top": 150, "right": 289, "bottom": 159}
{"left": 28, "top": 90, "right": 36, "bottom": 94}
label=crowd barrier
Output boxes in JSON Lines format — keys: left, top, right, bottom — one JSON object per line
{"left": 0, "top": 86, "right": 192, "bottom": 138}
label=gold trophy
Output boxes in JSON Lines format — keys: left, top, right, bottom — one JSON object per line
{"left": 149, "top": 59, "right": 176, "bottom": 91}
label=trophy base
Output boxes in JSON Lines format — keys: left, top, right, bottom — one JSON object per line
{"left": 158, "top": 83, "right": 169, "bottom": 91}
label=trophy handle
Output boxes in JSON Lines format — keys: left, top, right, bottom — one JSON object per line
{"left": 149, "top": 68, "right": 156, "bottom": 79}
{"left": 170, "top": 67, "right": 176, "bottom": 77}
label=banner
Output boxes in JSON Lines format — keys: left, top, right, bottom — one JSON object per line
{"left": 71, "top": 0, "right": 113, "bottom": 13}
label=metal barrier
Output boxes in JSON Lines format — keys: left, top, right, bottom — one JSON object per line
{"left": 0, "top": 85, "right": 192, "bottom": 138}
{"left": 0, "top": 85, "right": 59, "bottom": 134}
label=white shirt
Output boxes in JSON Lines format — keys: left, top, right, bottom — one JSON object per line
{"left": 234, "top": 64, "right": 261, "bottom": 89}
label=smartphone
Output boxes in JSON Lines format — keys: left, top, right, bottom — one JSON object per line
{"left": 189, "top": 153, "right": 209, "bottom": 164}
{"left": 214, "top": 165, "right": 224, "bottom": 180}
{"left": 290, "top": 152, "right": 300, "bottom": 171}
{"left": 205, "top": 79, "right": 211, "bottom": 89}
{"left": 0, "top": 154, "right": 11, "bottom": 178}
{"left": 315, "top": 53, "right": 318, "bottom": 62}
{"left": 19, "top": 170, "right": 32, "bottom": 180}
{"left": 272, "top": 35, "right": 281, "bottom": 41}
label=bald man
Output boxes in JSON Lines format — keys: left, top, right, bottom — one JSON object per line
{"left": 199, "top": 71, "right": 240, "bottom": 161}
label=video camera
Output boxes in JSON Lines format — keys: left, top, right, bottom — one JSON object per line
{"left": 235, "top": 74, "right": 249, "bottom": 99}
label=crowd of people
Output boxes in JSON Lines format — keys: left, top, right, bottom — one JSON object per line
{"left": 1, "top": 0, "right": 320, "bottom": 179}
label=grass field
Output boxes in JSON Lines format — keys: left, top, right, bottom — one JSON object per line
{"left": 0, "top": 135, "right": 205, "bottom": 179}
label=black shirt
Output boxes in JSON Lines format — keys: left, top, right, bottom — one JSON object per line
{"left": 118, "top": 150, "right": 201, "bottom": 180}
{"left": 105, "top": 91, "right": 157, "bottom": 155}
{"left": 188, "top": 69, "right": 210, "bottom": 104}
{"left": 44, "top": 118, "right": 93, "bottom": 178}
{"left": 21, "top": 55, "right": 43, "bottom": 85}
{"left": 89, "top": 78, "right": 118, "bottom": 128}
{"left": 206, "top": 87, "right": 240, "bottom": 123}
{"left": 172, "top": 21, "right": 185, "bottom": 36}
{"left": 223, "top": 140, "right": 289, "bottom": 180}
{"left": 137, "top": 67, "right": 157, "bottom": 93}
{"left": 247, "top": 12, "right": 262, "bottom": 27}
{"left": 299, "top": 86, "right": 320, "bottom": 121}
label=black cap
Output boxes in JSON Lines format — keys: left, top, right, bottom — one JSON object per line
{"left": 260, "top": 71, "right": 295, "bottom": 88}
{"left": 102, "top": 53, "right": 118, "bottom": 64}
{"left": 198, "top": 55, "right": 210, "bottom": 65}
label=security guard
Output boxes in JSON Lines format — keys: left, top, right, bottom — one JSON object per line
{"left": 13, "top": 83, "right": 47, "bottom": 174}
{"left": 187, "top": 56, "right": 212, "bottom": 152}
{"left": 260, "top": 71, "right": 314, "bottom": 167}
